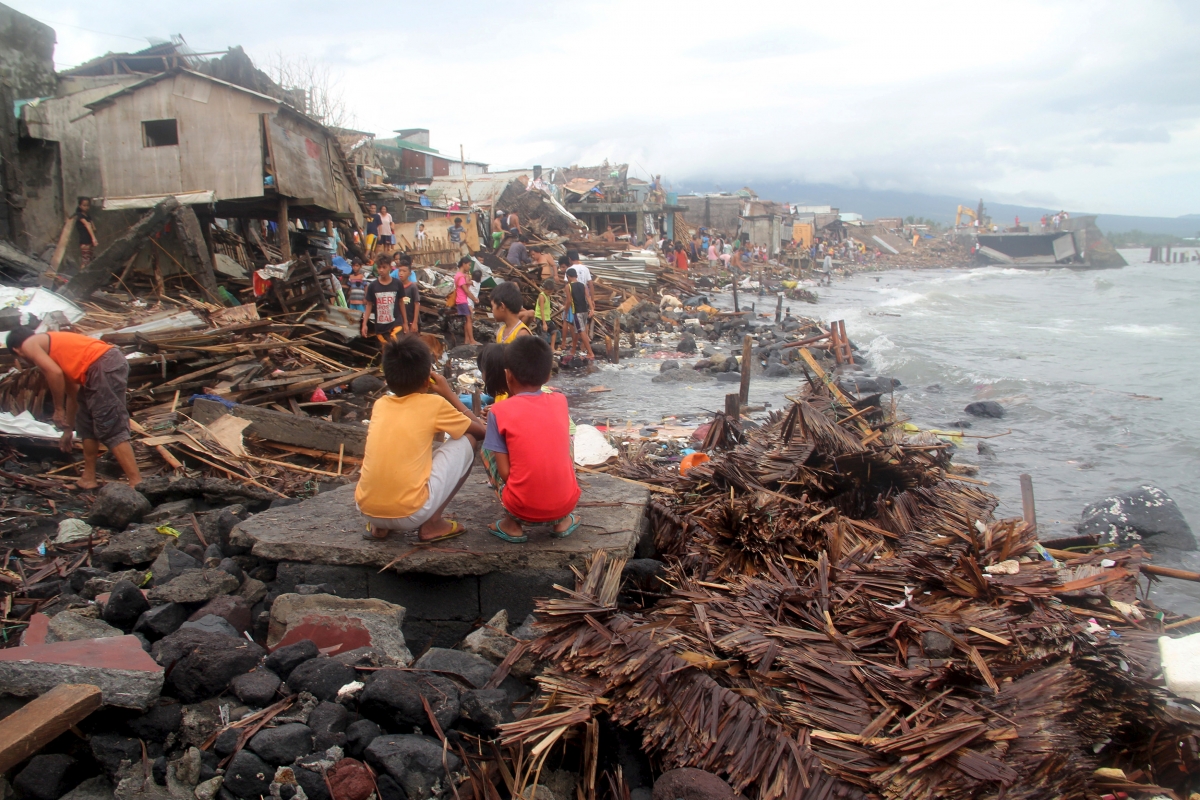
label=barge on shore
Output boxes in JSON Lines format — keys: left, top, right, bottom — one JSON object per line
{"left": 974, "top": 215, "right": 1127, "bottom": 269}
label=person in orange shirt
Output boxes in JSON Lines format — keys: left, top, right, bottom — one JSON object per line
{"left": 6, "top": 325, "right": 140, "bottom": 489}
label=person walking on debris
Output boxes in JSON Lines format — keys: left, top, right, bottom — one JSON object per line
{"left": 506, "top": 234, "right": 531, "bottom": 266}
{"left": 674, "top": 241, "right": 689, "bottom": 272}
{"left": 491, "top": 211, "right": 504, "bottom": 251}
{"left": 535, "top": 279, "right": 557, "bottom": 350}
{"left": 377, "top": 206, "right": 394, "bottom": 252}
{"left": 362, "top": 260, "right": 403, "bottom": 344}
{"left": 455, "top": 256, "right": 479, "bottom": 346}
{"left": 564, "top": 267, "right": 595, "bottom": 361}
{"left": 73, "top": 198, "right": 98, "bottom": 268}
{"left": 365, "top": 203, "right": 380, "bottom": 254}
{"left": 482, "top": 336, "right": 580, "bottom": 543}
{"left": 356, "top": 336, "right": 484, "bottom": 543}
{"left": 6, "top": 324, "right": 141, "bottom": 490}
{"left": 415, "top": 222, "right": 427, "bottom": 243}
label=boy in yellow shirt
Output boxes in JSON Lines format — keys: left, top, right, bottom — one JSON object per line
{"left": 355, "top": 335, "right": 485, "bottom": 542}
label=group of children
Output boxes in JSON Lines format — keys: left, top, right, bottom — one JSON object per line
{"left": 354, "top": 329, "right": 579, "bottom": 545}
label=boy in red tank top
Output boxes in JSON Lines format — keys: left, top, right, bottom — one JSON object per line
{"left": 481, "top": 336, "right": 580, "bottom": 543}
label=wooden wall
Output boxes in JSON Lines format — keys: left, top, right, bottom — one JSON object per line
{"left": 92, "top": 74, "right": 275, "bottom": 201}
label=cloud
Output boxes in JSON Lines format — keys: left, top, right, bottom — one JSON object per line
{"left": 9, "top": 0, "right": 1200, "bottom": 216}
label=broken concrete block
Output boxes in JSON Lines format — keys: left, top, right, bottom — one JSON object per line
{"left": 54, "top": 518, "right": 94, "bottom": 546}
{"left": 98, "top": 525, "right": 170, "bottom": 566}
{"left": 237, "top": 577, "right": 268, "bottom": 605}
{"left": 146, "top": 569, "right": 239, "bottom": 605}
{"left": 180, "top": 615, "right": 240, "bottom": 639}
{"left": 46, "top": 611, "right": 124, "bottom": 644}
{"left": 148, "top": 547, "right": 198, "bottom": 586}
{"left": 0, "top": 635, "right": 163, "bottom": 709}
{"left": 268, "top": 594, "right": 412, "bottom": 665}
{"left": 462, "top": 610, "right": 514, "bottom": 664}
{"left": 145, "top": 499, "right": 196, "bottom": 523}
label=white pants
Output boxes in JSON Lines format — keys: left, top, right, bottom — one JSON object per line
{"left": 359, "top": 436, "right": 475, "bottom": 531}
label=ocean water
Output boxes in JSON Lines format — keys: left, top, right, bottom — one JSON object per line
{"left": 558, "top": 249, "right": 1200, "bottom": 612}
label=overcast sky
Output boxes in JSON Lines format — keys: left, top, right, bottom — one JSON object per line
{"left": 15, "top": 0, "right": 1200, "bottom": 217}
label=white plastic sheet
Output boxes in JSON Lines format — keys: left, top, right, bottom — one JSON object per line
{"left": 0, "top": 410, "right": 60, "bottom": 439}
{"left": 573, "top": 424, "right": 618, "bottom": 466}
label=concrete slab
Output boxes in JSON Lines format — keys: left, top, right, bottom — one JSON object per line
{"left": 231, "top": 473, "right": 648, "bottom": 576}
{"left": 0, "top": 635, "right": 163, "bottom": 709}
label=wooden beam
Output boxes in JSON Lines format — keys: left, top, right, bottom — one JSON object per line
{"left": 278, "top": 196, "right": 292, "bottom": 261}
{"left": 43, "top": 217, "right": 75, "bottom": 287}
{"left": 0, "top": 684, "right": 102, "bottom": 773}
{"left": 62, "top": 197, "right": 181, "bottom": 300}
{"left": 173, "top": 206, "right": 221, "bottom": 302}
{"left": 739, "top": 334, "right": 752, "bottom": 405}
{"left": 191, "top": 397, "right": 367, "bottom": 456}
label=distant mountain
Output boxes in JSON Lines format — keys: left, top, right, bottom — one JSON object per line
{"left": 674, "top": 179, "right": 1200, "bottom": 237}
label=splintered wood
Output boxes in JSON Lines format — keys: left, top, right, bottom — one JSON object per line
{"left": 492, "top": 376, "right": 1200, "bottom": 800}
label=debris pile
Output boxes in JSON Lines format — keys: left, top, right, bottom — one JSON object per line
{"left": 492, "top": 356, "right": 1200, "bottom": 800}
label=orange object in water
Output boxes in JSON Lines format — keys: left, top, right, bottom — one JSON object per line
{"left": 680, "top": 452, "right": 710, "bottom": 474}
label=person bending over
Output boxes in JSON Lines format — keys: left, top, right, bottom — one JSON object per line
{"left": 7, "top": 326, "right": 140, "bottom": 489}
{"left": 355, "top": 335, "right": 484, "bottom": 543}
{"left": 481, "top": 336, "right": 580, "bottom": 543}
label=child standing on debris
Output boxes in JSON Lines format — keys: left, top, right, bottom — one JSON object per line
{"left": 492, "top": 281, "right": 532, "bottom": 343}
{"left": 535, "top": 279, "right": 556, "bottom": 350}
{"left": 482, "top": 336, "right": 580, "bottom": 543}
{"left": 363, "top": 261, "right": 402, "bottom": 342}
{"left": 396, "top": 261, "right": 421, "bottom": 334}
{"left": 564, "top": 268, "right": 595, "bottom": 361}
{"left": 357, "top": 335, "right": 484, "bottom": 543}
{"left": 449, "top": 217, "right": 467, "bottom": 253}
{"left": 455, "top": 257, "right": 479, "bottom": 346}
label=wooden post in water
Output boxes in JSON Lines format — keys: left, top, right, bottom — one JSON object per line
{"left": 732, "top": 276, "right": 740, "bottom": 312}
{"left": 612, "top": 314, "right": 621, "bottom": 364}
{"left": 1020, "top": 473, "right": 1037, "bottom": 531}
{"left": 739, "top": 334, "right": 752, "bottom": 405}
{"left": 837, "top": 320, "right": 852, "bottom": 363}
{"left": 725, "top": 392, "right": 740, "bottom": 418}
{"left": 775, "top": 293, "right": 783, "bottom": 324}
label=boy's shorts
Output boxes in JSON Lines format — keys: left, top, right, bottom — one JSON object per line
{"left": 359, "top": 437, "right": 475, "bottom": 531}
{"left": 573, "top": 312, "right": 589, "bottom": 332}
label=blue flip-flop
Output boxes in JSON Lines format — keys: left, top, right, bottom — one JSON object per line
{"left": 550, "top": 513, "right": 580, "bottom": 539}
{"left": 488, "top": 518, "right": 528, "bottom": 544}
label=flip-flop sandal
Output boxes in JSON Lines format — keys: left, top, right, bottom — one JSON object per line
{"left": 551, "top": 513, "right": 581, "bottom": 539}
{"left": 488, "top": 518, "right": 528, "bottom": 544}
{"left": 417, "top": 520, "right": 466, "bottom": 544}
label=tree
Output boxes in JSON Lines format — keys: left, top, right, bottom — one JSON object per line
{"left": 264, "top": 52, "right": 355, "bottom": 130}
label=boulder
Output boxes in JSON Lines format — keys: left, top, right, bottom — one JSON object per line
{"left": 188, "top": 595, "right": 252, "bottom": 634}
{"left": 89, "top": 484, "right": 152, "bottom": 530}
{"left": 14, "top": 754, "right": 83, "bottom": 800}
{"left": 149, "top": 547, "right": 199, "bottom": 585}
{"left": 133, "top": 603, "right": 188, "bottom": 641}
{"left": 248, "top": 722, "right": 314, "bottom": 765}
{"left": 1079, "top": 485, "right": 1195, "bottom": 551}
{"left": 715, "top": 372, "right": 741, "bottom": 383}
{"left": 57, "top": 776, "right": 114, "bottom": 800}
{"left": 145, "top": 499, "right": 197, "bottom": 523}
{"left": 364, "top": 735, "right": 463, "bottom": 800}
{"left": 459, "top": 688, "right": 514, "bottom": 733}
{"left": 237, "top": 577, "right": 268, "bottom": 605}
{"left": 146, "top": 569, "right": 239, "bottom": 605}
{"left": 359, "top": 669, "right": 461, "bottom": 733}
{"left": 223, "top": 750, "right": 273, "bottom": 799}
{"left": 676, "top": 334, "right": 696, "bottom": 354}
{"left": 964, "top": 401, "right": 1005, "bottom": 419}
{"left": 230, "top": 669, "right": 282, "bottom": 707}
{"left": 102, "top": 580, "right": 151, "bottom": 630}
{"left": 326, "top": 758, "right": 375, "bottom": 800}
{"left": 763, "top": 363, "right": 791, "bottom": 378}
{"left": 921, "top": 631, "right": 954, "bottom": 658}
{"left": 307, "top": 701, "right": 349, "bottom": 737}
{"left": 653, "top": 368, "right": 711, "bottom": 383}
{"left": 180, "top": 615, "right": 241, "bottom": 639}
{"left": 46, "top": 610, "right": 124, "bottom": 643}
{"left": 79, "top": 569, "right": 146, "bottom": 601}
{"left": 90, "top": 733, "right": 142, "bottom": 779}
{"left": 264, "top": 639, "right": 319, "bottom": 680}
{"left": 268, "top": 594, "right": 412, "bottom": 664}
{"left": 151, "top": 628, "right": 265, "bottom": 703}
{"left": 98, "top": 525, "right": 169, "bottom": 566}
{"left": 344, "top": 719, "right": 382, "bottom": 759}
{"left": 659, "top": 360, "right": 679, "bottom": 373}
{"left": 651, "top": 769, "right": 734, "bottom": 800}
{"left": 462, "top": 610, "right": 514, "bottom": 664}
{"left": 412, "top": 648, "right": 493, "bottom": 688}
{"left": 217, "top": 558, "right": 245, "bottom": 584}
{"left": 126, "top": 698, "right": 182, "bottom": 741}
{"left": 285, "top": 656, "right": 357, "bottom": 702}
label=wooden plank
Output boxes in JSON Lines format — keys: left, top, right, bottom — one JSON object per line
{"left": 43, "top": 217, "right": 76, "bottom": 286}
{"left": 191, "top": 398, "right": 366, "bottom": 456}
{"left": 739, "top": 334, "right": 752, "bottom": 405}
{"left": 173, "top": 205, "right": 221, "bottom": 302}
{"left": 0, "top": 684, "right": 102, "bottom": 773}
